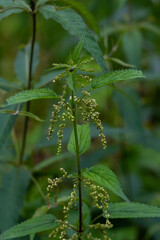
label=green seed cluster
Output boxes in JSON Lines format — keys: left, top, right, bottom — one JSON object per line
{"left": 49, "top": 183, "right": 78, "bottom": 239}
{"left": 48, "top": 87, "right": 75, "bottom": 155}
{"left": 46, "top": 168, "right": 68, "bottom": 207}
{"left": 84, "top": 178, "right": 112, "bottom": 239}
{"left": 81, "top": 91, "right": 107, "bottom": 149}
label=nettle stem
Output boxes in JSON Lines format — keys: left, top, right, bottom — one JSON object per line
{"left": 19, "top": 0, "right": 36, "bottom": 164}
{"left": 71, "top": 91, "right": 83, "bottom": 239}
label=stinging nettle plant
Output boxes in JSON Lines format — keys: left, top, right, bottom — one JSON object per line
{"left": 1, "top": 0, "right": 160, "bottom": 240}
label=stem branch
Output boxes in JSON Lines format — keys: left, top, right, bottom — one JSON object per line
{"left": 71, "top": 91, "right": 83, "bottom": 239}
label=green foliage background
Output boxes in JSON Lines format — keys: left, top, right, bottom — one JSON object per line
{"left": 0, "top": 0, "right": 160, "bottom": 239}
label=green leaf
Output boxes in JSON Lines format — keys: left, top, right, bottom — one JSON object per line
{"left": 2, "top": 88, "right": 58, "bottom": 107}
{"left": 0, "top": 167, "right": 30, "bottom": 232}
{"left": 39, "top": 5, "right": 107, "bottom": 72}
{"left": 0, "top": 77, "right": 20, "bottom": 91}
{"left": 0, "top": 105, "right": 18, "bottom": 149}
{"left": 72, "top": 36, "right": 84, "bottom": 63}
{"left": 14, "top": 43, "right": 39, "bottom": 87}
{"left": 114, "top": 88, "right": 142, "bottom": 131}
{"left": 0, "top": 109, "right": 44, "bottom": 122}
{"left": 30, "top": 206, "right": 49, "bottom": 240}
{"left": 108, "top": 202, "right": 160, "bottom": 218}
{"left": 68, "top": 123, "right": 91, "bottom": 155}
{"left": 0, "top": 214, "right": 58, "bottom": 240}
{"left": 0, "top": 8, "right": 23, "bottom": 21}
{"left": 66, "top": 72, "right": 75, "bottom": 91}
{"left": 91, "top": 69, "right": 145, "bottom": 89}
{"left": 122, "top": 30, "right": 142, "bottom": 67}
{"left": 140, "top": 22, "right": 160, "bottom": 37}
{"left": 34, "top": 70, "right": 63, "bottom": 88}
{"left": 82, "top": 165, "right": 129, "bottom": 202}
{"left": 106, "top": 57, "right": 135, "bottom": 68}
{"left": 33, "top": 152, "right": 71, "bottom": 172}
{"left": 0, "top": 0, "right": 30, "bottom": 10}
{"left": 36, "top": 0, "right": 49, "bottom": 8}
{"left": 60, "top": 0, "right": 100, "bottom": 36}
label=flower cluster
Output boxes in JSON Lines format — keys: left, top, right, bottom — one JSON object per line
{"left": 49, "top": 184, "right": 78, "bottom": 239}
{"left": 84, "top": 178, "right": 112, "bottom": 239}
{"left": 46, "top": 167, "right": 68, "bottom": 207}
{"left": 80, "top": 91, "right": 107, "bottom": 149}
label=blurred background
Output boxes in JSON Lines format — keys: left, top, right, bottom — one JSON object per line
{"left": 0, "top": 0, "right": 160, "bottom": 239}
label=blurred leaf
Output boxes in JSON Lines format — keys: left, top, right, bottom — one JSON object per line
{"left": 34, "top": 70, "right": 64, "bottom": 88}
{"left": 0, "top": 77, "right": 20, "bottom": 91}
{"left": 0, "top": 8, "right": 23, "bottom": 21}
{"left": 33, "top": 152, "right": 71, "bottom": 172}
{"left": 82, "top": 165, "right": 129, "bottom": 202}
{"left": 61, "top": 0, "right": 100, "bottom": 36}
{"left": 36, "top": 0, "right": 49, "bottom": 8}
{"left": 0, "top": 109, "right": 44, "bottom": 122}
{"left": 14, "top": 43, "right": 39, "bottom": 87}
{"left": 39, "top": 5, "right": 107, "bottom": 72}
{"left": 0, "top": 167, "right": 30, "bottom": 232}
{"left": 108, "top": 202, "right": 160, "bottom": 218}
{"left": 72, "top": 35, "right": 84, "bottom": 63}
{"left": 2, "top": 88, "right": 58, "bottom": 107}
{"left": 0, "top": 105, "right": 18, "bottom": 149}
{"left": 0, "top": 0, "right": 30, "bottom": 10}
{"left": 114, "top": 88, "right": 143, "bottom": 132}
{"left": 68, "top": 123, "right": 91, "bottom": 155}
{"left": 122, "top": 30, "right": 142, "bottom": 67}
{"left": 106, "top": 57, "right": 135, "bottom": 68}
{"left": 108, "top": 227, "right": 138, "bottom": 240}
{"left": 140, "top": 22, "right": 160, "bottom": 37}
{"left": 136, "top": 145, "right": 160, "bottom": 174}
{"left": 91, "top": 69, "right": 145, "bottom": 89}
{"left": 0, "top": 214, "right": 58, "bottom": 240}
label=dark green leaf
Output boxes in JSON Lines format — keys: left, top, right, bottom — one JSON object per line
{"left": 82, "top": 165, "right": 129, "bottom": 202}
{"left": 34, "top": 69, "right": 63, "bottom": 88}
{"left": 0, "top": 0, "right": 30, "bottom": 11}
{"left": 68, "top": 123, "right": 91, "bottom": 155}
{"left": 36, "top": 0, "right": 49, "bottom": 8}
{"left": 0, "top": 167, "right": 30, "bottom": 232}
{"left": 0, "top": 77, "right": 20, "bottom": 91}
{"left": 66, "top": 72, "right": 75, "bottom": 91}
{"left": 39, "top": 5, "right": 107, "bottom": 72}
{"left": 2, "top": 88, "right": 58, "bottom": 107}
{"left": 0, "top": 8, "right": 23, "bottom": 21}
{"left": 108, "top": 202, "right": 160, "bottom": 218}
{"left": 122, "top": 30, "right": 142, "bottom": 67}
{"left": 140, "top": 22, "right": 160, "bottom": 37}
{"left": 0, "top": 109, "right": 44, "bottom": 122}
{"left": 0, "top": 105, "right": 18, "bottom": 149}
{"left": 60, "top": 0, "right": 100, "bottom": 36}
{"left": 33, "top": 152, "right": 71, "bottom": 172}
{"left": 0, "top": 214, "right": 58, "bottom": 240}
{"left": 14, "top": 43, "right": 39, "bottom": 87}
{"left": 91, "top": 69, "right": 145, "bottom": 89}
{"left": 72, "top": 35, "right": 84, "bottom": 63}
{"left": 106, "top": 57, "right": 135, "bottom": 68}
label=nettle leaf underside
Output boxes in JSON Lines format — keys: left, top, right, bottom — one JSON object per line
{"left": 108, "top": 202, "right": 160, "bottom": 218}
{"left": 82, "top": 165, "right": 129, "bottom": 202}
{"left": 91, "top": 69, "right": 145, "bottom": 89}
{"left": 2, "top": 88, "right": 58, "bottom": 107}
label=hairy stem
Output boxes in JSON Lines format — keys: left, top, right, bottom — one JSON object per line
{"left": 71, "top": 91, "right": 83, "bottom": 239}
{"left": 19, "top": 2, "right": 36, "bottom": 165}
